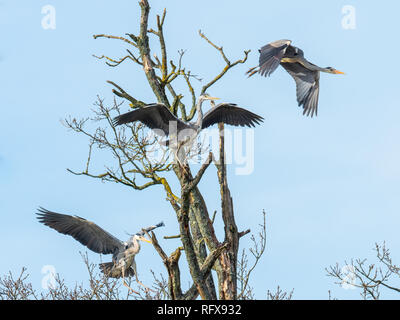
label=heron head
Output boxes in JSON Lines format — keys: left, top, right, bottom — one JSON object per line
{"left": 200, "top": 93, "right": 220, "bottom": 101}
{"left": 134, "top": 234, "right": 152, "bottom": 244}
{"left": 326, "top": 67, "right": 345, "bottom": 75}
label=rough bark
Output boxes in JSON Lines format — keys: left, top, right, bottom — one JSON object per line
{"left": 216, "top": 123, "right": 239, "bottom": 299}
{"left": 86, "top": 0, "right": 252, "bottom": 300}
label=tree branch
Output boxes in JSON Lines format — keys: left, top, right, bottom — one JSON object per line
{"left": 148, "top": 231, "right": 183, "bottom": 300}
{"left": 93, "top": 34, "right": 138, "bottom": 48}
{"left": 182, "top": 242, "right": 229, "bottom": 300}
{"left": 138, "top": 0, "right": 170, "bottom": 106}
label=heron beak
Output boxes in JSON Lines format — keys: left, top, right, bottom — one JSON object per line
{"left": 334, "top": 69, "right": 345, "bottom": 75}
{"left": 205, "top": 96, "right": 220, "bottom": 100}
{"left": 138, "top": 236, "right": 152, "bottom": 244}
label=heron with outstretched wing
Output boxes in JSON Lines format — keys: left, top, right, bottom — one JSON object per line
{"left": 247, "top": 39, "right": 344, "bottom": 117}
{"left": 112, "top": 93, "right": 264, "bottom": 164}
{"left": 37, "top": 207, "right": 164, "bottom": 293}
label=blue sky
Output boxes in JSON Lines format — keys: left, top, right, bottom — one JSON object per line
{"left": 1, "top": 0, "right": 400, "bottom": 299}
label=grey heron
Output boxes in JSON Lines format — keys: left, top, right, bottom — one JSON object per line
{"left": 247, "top": 39, "right": 344, "bottom": 117}
{"left": 36, "top": 207, "right": 164, "bottom": 293}
{"left": 112, "top": 93, "right": 264, "bottom": 163}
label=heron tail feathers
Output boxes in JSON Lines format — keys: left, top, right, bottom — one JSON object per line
{"left": 99, "top": 262, "right": 114, "bottom": 277}
{"left": 99, "top": 263, "right": 136, "bottom": 279}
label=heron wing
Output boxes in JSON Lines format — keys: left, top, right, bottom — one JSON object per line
{"left": 283, "top": 45, "right": 304, "bottom": 58}
{"left": 258, "top": 39, "right": 292, "bottom": 77}
{"left": 201, "top": 103, "right": 264, "bottom": 129}
{"left": 112, "top": 104, "right": 188, "bottom": 136}
{"left": 37, "top": 207, "right": 122, "bottom": 255}
{"left": 280, "top": 62, "right": 320, "bottom": 117}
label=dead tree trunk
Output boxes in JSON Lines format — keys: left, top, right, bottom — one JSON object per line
{"left": 216, "top": 123, "right": 239, "bottom": 299}
{"left": 68, "top": 0, "right": 258, "bottom": 300}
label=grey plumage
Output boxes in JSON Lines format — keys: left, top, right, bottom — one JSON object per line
{"left": 280, "top": 62, "right": 320, "bottom": 117}
{"left": 36, "top": 207, "right": 164, "bottom": 280}
{"left": 113, "top": 94, "right": 263, "bottom": 164}
{"left": 113, "top": 101, "right": 263, "bottom": 135}
{"left": 99, "top": 262, "right": 135, "bottom": 278}
{"left": 113, "top": 103, "right": 188, "bottom": 136}
{"left": 258, "top": 39, "right": 292, "bottom": 77}
{"left": 201, "top": 103, "right": 263, "bottom": 129}
{"left": 247, "top": 39, "right": 344, "bottom": 117}
{"left": 37, "top": 207, "right": 121, "bottom": 255}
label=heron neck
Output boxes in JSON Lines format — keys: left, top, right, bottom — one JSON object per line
{"left": 313, "top": 64, "right": 331, "bottom": 73}
{"left": 195, "top": 99, "right": 204, "bottom": 128}
{"left": 301, "top": 60, "right": 327, "bottom": 72}
{"left": 129, "top": 237, "right": 140, "bottom": 252}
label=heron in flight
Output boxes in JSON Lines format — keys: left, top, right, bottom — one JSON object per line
{"left": 36, "top": 207, "right": 164, "bottom": 293}
{"left": 247, "top": 39, "right": 344, "bottom": 117}
{"left": 113, "top": 93, "right": 264, "bottom": 163}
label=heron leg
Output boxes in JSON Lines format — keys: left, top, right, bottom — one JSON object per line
{"left": 246, "top": 66, "right": 259, "bottom": 77}
{"left": 123, "top": 280, "right": 139, "bottom": 295}
{"left": 132, "top": 262, "right": 155, "bottom": 293}
{"left": 135, "top": 277, "right": 155, "bottom": 293}
{"left": 122, "top": 268, "right": 139, "bottom": 295}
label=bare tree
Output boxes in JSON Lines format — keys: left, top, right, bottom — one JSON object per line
{"left": 1, "top": 245, "right": 292, "bottom": 300}
{"left": 0, "top": 254, "right": 167, "bottom": 300}
{"left": 327, "top": 242, "right": 400, "bottom": 299}
{"left": 63, "top": 0, "right": 264, "bottom": 300}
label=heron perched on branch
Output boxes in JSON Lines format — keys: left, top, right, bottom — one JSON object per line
{"left": 36, "top": 207, "right": 164, "bottom": 293}
{"left": 113, "top": 93, "right": 264, "bottom": 163}
{"left": 247, "top": 39, "right": 344, "bottom": 117}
